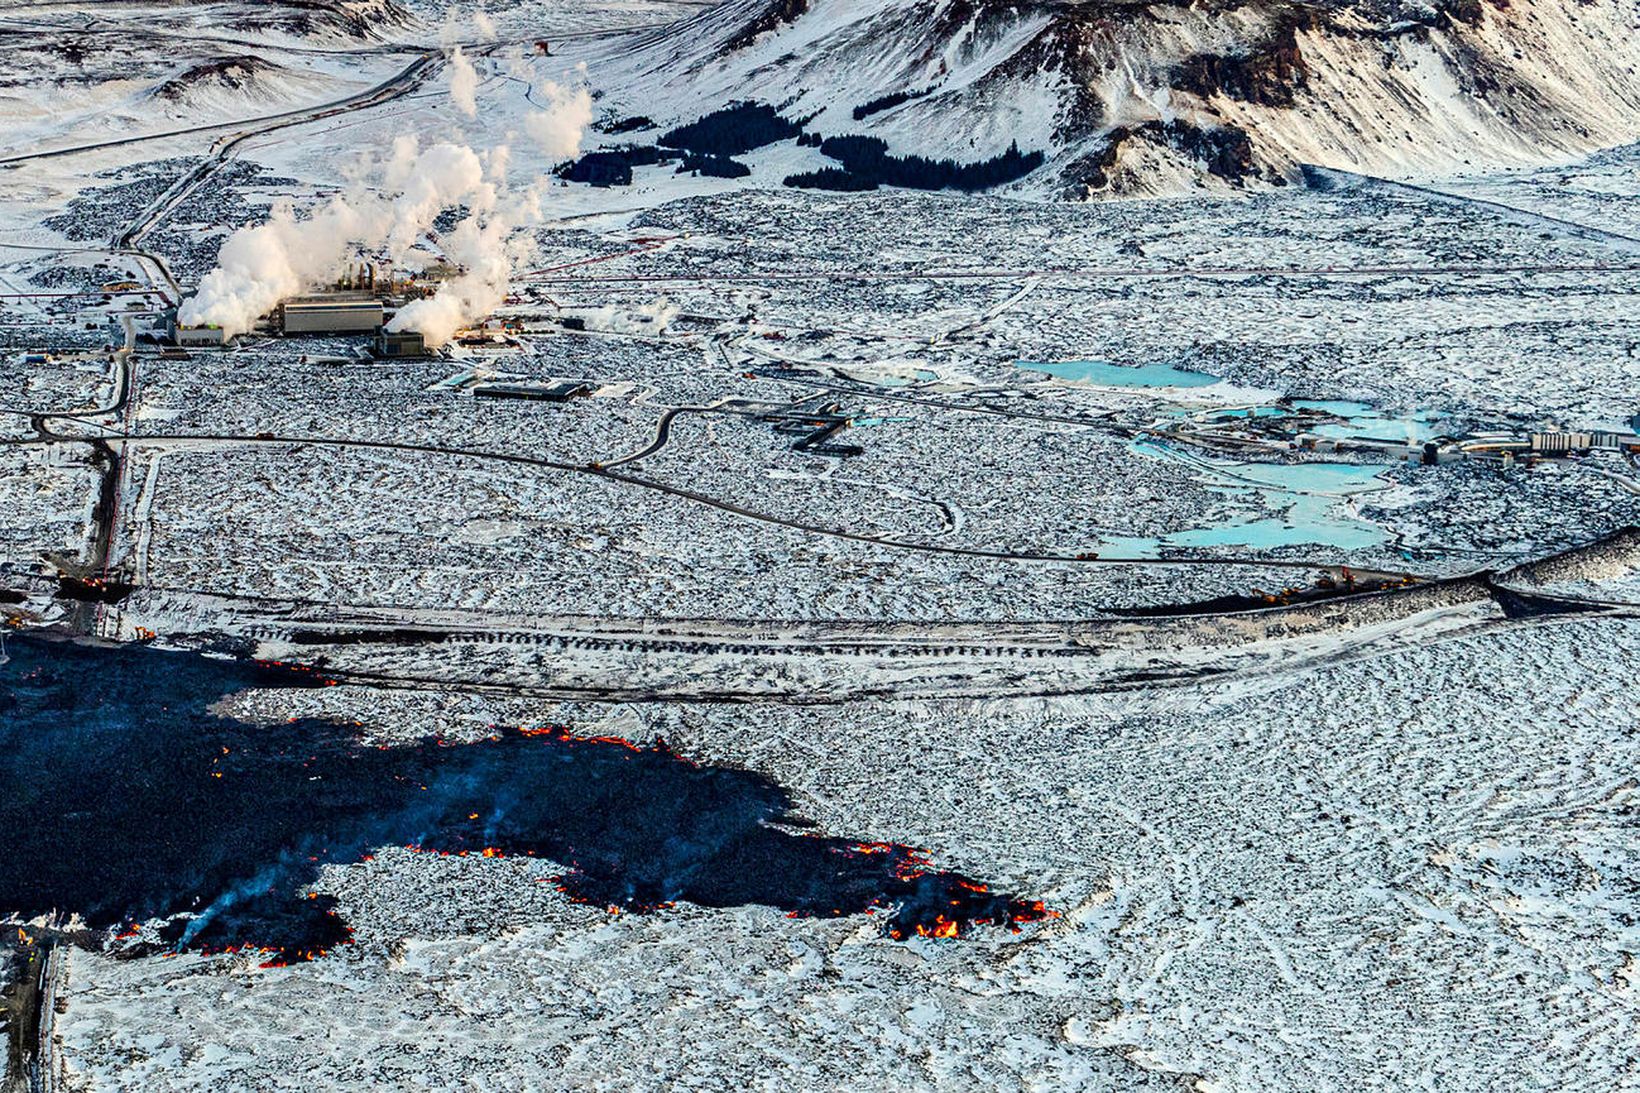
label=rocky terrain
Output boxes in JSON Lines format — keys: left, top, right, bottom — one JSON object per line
{"left": 594, "top": 0, "right": 1640, "bottom": 194}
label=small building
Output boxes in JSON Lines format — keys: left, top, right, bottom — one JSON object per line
{"left": 472, "top": 381, "right": 594, "bottom": 402}
{"left": 376, "top": 330, "right": 428, "bottom": 358}
{"left": 175, "top": 326, "right": 226, "bottom": 347}
{"left": 1531, "top": 431, "right": 1595, "bottom": 454}
{"left": 281, "top": 296, "right": 384, "bottom": 335}
{"left": 166, "top": 310, "right": 227, "bottom": 347}
{"left": 162, "top": 307, "right": 227, "bottom": 346}
{"left": 1527, "top": 431, "right": 1640, "bottom": 455}
{"left": 1521, "top": 426, "right": 1640, "bottom": 452}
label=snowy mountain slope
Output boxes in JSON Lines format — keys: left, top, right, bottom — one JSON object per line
{"left": 0, "top": 2, "right": 422, "bottom": 156}
{"left": 590, "top": 0, "right": 1640, "bottom": 195}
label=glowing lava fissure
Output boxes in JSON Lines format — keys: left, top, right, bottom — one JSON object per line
{"left": 0, "top": 636, "right": 1051, "bottom": 965}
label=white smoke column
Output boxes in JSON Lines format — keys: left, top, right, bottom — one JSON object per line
{"left": 179, "top": 199, "right": 354, "bottom": 337}
{"left": 389, "top": 82, "right": 594, "bottom": 346}
{"left": 184, "top": 58, "right": 595, "bottom": 343}
{"left": 388, "top": 141, "right": 489, "bottom": 256}
{"left": 526, "top": 73, "right": 594, "bottom": 159}
{"left": 472, "top": 6, "right": 497, "bottom": 39}
{"left": 447, "top": 45, "right": 479, "bottom": 119}
{"left": 181, "top": 140, "right": 495, "bottom": 336}
{"left": 386, "top": 215, "right": 518, "bottom": 348}
{"left": 560, "top": 299, "right": 678, "bottom": 335}
{"left": 485, "top": 144, "right": 512, "bottom": 191}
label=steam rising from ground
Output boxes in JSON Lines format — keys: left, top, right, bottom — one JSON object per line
{"left": 181, "top": 40, "right": 593, "bottom": 346}
{"left": 387, "top": 210, "right": 530, "bottom": 347}
{"left": 561, "top": 300, "right": 680, "bottom": 336}
{"left": 526, "top": 75, "right": 594, "bottom": 159}
{"left": 446, "top": 46, "right": 479, "bottom": 119}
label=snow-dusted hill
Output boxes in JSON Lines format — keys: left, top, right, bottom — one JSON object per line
{"left": 595, "top": 0, "right": 1640, "bottom": 195}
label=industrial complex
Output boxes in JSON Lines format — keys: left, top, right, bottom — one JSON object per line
{"left": 168, "top": 263, "right": 459, "bottom": 351}
{"left": 279, "top": 295, "right": 383, "bottom": 335}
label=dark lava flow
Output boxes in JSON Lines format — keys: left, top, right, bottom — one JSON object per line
{"left": 1, "top": 635, "right": 1051, "bottom": 964}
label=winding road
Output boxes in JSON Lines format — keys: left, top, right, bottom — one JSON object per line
{"left": 0, "top": 426, "right": 1416, "bottom": 583}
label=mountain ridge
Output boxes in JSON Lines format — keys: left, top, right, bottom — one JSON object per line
{"left": 598, "top": 0, "right": 1640, "bottom": 196}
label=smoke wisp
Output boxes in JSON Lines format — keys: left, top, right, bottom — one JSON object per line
{"left": 526, "top": 68, "right": 594, "bottom": 159}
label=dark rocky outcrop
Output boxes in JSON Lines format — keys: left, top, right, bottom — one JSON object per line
{"left": 726, "top": 0, "right": 810, "bottom": 51}
{"left": 154, "top": 57, "right": 280, "bottom": 101}
{"left": 1173, "top": 13, "right": 1312, "bottom": 107}
{"left": 625, "top": 0, "right": 1640, "bottom": 194}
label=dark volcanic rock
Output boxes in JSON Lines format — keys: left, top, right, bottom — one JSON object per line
{"left": 653, "top": 0, "right": 1640, "bottom": 194}
{"left": 726, "top": 0, "right": 810, "bottom": 51}
{"left": 0, "top": 636, "right": 1052, "bottom": 963}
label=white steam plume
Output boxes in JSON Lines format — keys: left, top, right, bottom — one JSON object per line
{"left": 180, "top": 139, "right": 495, "bottom": 337}
{"left": 183, "top": 68, "right": 597, "bottom": 344}
{"left": 387, "top": 214, "right": 522, "bottom": 348}
{"left": 559, "top": 300, "right": 679, "bottom": 336}
{"left": 386, "top": 141, "right": 489, "bottom": 256}
{"left": 389, "top": 85, "right": 595, "bottom": 346}
{"left": 177, "top": 202, "right": 348, "bottom": 338}
{"left": 485, "top": 144, "right": 512, "bottom": 190}
{"left": 472, "top": 7, "right": 497, "bottom": 39}
{"left": 447, "top": 45, "right": 479, "bottom": 119}
{"left": 526, "top": 73, "right": 593, "bottom": 159}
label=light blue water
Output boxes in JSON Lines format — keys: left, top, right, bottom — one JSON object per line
{"left": 1020, "top": 359, "right": 1220, "bottom": 388}
{"left": 430, "top": 370, "right": 475, "bottom": 391}
{"left": 1002, "top": 361, "right": 1414, "bottom": 552}
{"left": 1201, "top": 406, "right": 1292, "bottom": 420}
{"left": 1292, "top": 399, "right": 1442, "bottom": 442}
{"left": 1218, "top": 459, "right": 1387, "bottom": 495}
{"left": 872, "top": 369, "right": 940, "bottom": 388}
{"left": 1101, "top": 441, "right": 1388, "bottom": 554}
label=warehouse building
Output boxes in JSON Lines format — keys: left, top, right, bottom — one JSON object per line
{"left": 472, "top": 380, "right": 594, "bottom": 402}
{"left": 376, "top": 330, "right": 428, "bottom": 358}
{"left": 175, "top": 325, "right": 227, "bottom": 347}
{"left": 280, "top": 296, "right": 384, "bottom": 335}
{"left": 1530, "top": 431, "right": 1640, "bottom": 454}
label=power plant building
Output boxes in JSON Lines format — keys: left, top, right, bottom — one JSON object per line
{"left": 1530, "top": 431, "right": 1639, "bottom": 453}
{"left": 376, "top": 330, "right": 428, "bottom": 358}
{"left": 280, "top": 296, "right": 384, "bottom": 335}
{"left": 165, "top": 310, "right": 227, "bottom": 347}
{"left": 175, "top": 326, "right": 226, "bottom": 347}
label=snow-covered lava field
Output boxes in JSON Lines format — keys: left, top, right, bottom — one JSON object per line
{"left": 3, "top": 1, "right": 1640, "bottom": 1090}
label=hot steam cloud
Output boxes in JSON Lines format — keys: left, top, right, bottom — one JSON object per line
{"left": 179, "top": 139, "right": 496, "bottom": 338}
{"left": 447, "top": 45, "right": 479, "bottom": 119}
{"left": 181, "top": 54, "right": 594, "bottom": 344}
{"left": 526, "top": 72, "right": 594, "bottom": 159}
{"left": 388, "top": 207, "right": 531, "bottom": 347}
